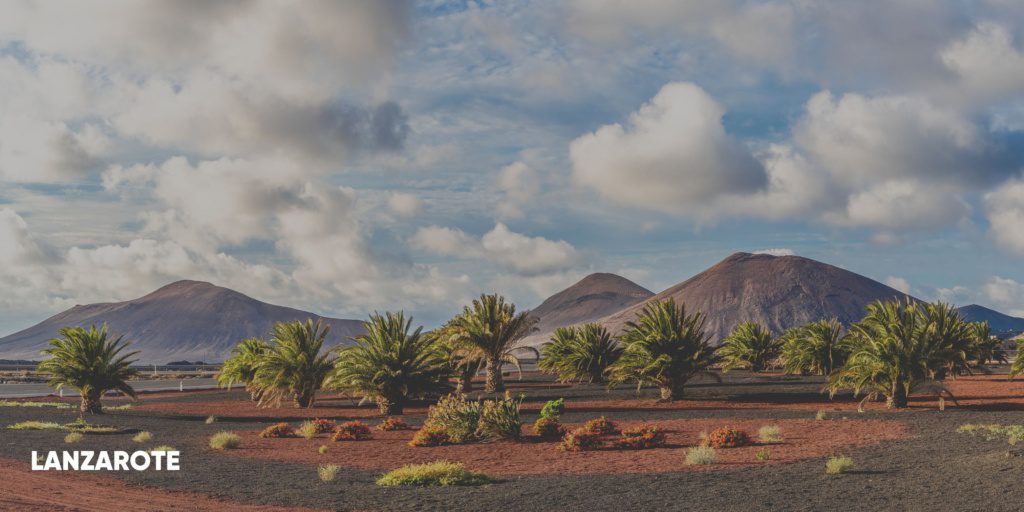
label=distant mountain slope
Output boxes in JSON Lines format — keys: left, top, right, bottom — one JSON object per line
{"left": 957, "top": 304, "right": 1024, "bottom": 336}
{"left": 0, "top": 280, "right": 364, "bottom": 363}
{"left": 520, "top": 273, "right": 654, "bottom": 347}
{"left": 600, "top": 252, "right": 914, "bottom": 343}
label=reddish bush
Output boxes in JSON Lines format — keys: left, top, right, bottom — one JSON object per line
{"left": 308, "top": 419, "right": 336, "bottom": 434}
{"left": 377, "top": 417, "right": 411, "bottom": 431}
{"left": 582, "top": 416, "right": 618, "bottom": 436}
{"left": 332, "top": 420, "right": 373, "bottom": 441}
{"left": 560, "top": 428, "right": 604, "bottom": 452}
{"left": 704, "top": 426, "right": 752, "bottom": 448}
{"left": 408, "top": 425, "right": 450, "bottom": 447}
{"left": 615, "top": 424, "right": 666, "bottom": 450}
{"left": 259, "top": 422, "right": 296, "bottom": 438}
{"left": 533, "top": 417, "right": 565, "bottom": 439}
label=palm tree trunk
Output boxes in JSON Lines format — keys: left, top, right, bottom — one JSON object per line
{"left": 459, "top": 369, "right": 474, "bottom": 393}
{"left": 888, "top": 382, "right": 908, "bottom": 409}
{"left": 295, "top": 388, "right": 315, "bottom": 408}
{"left": 378, "top": 396, "right": 401, "bottom": 416}
{"left": 659, "top": 380, "right": 683, "bottom": 401}
{"left": 81, "top": 389, "right": 102, "bottom": 414}
{"left": 485, "top": 357, "right": 504, "bottom": 393}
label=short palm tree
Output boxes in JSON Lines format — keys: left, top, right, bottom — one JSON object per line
{"left": 253, "top": 318, "right": 334, "bottom": 408}
{"left": 927, "top": 302, "right": 973, "bottom": 378}
{"left": 327, "top": 312, "right": 447, "bottom": 415}
{"left": 430, "top": 320, "right": 484, "bottom": 392}
{"left": 608, "top": 299, "right": 719, "bottom": 401}
{"left": 449, "top": 294, "right": 538, "bottom": 393}
{"left": 780, "top": 319, "right": 848, "bottom": 376}
{"left": 539, "top": 323, "right": 622, "bottom": 383}
{"left": 968, "top": 321, "right": 1007, "bottom": 368}
{"left": 827, "top": 299, "right": 959, "bottom": 409}
{"left": 717, "top": 321, "right": 780, "bottom": 372}
{"left": 37, "top": 324, "right": 139, "bottom": 415}
{"left": 1012, "top": 339, "right": 1024, "bottom": 380}
{"left": 217, "top": 337, "right": 270, "bottom": 401}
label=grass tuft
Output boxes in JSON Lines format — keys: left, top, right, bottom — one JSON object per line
{"left": 758, "top": 425, "right": 783, "bottom": 443}
{"left": 8, "top": 421, "right": 62, "bottom": 430}
{"left": 205, "top": 416, "right": 216, "bottom": 425}
{"left": 756, "top": 447, "right": 771, "bottom": 461}
{"left": 133, "top": 431, "right": 153, "bottom": 443}
{"left": 685, "top": 445, "right": 717, "bottom": 465}
{"left": 815, "top": 409, "right": 827, "bottom": 421}
{"left": 209, "top": 431, "right": 242, "bottom": 450}
{"left": 64, "top": 432, "right": 84, "bottom": 444}
{"left": 825, "top": 455, "right": 854, "bottom": 475}
{"left": 376, "top": 461, "right": 491, "bottom": 487}
{"left": 318, "top": 445, "right": 328, "bottom": 455}
{"left": 0, "top": 400, "right": 70, "bottom": 409}
{"left": 151, "top": 445, "right": 177, "bottom": 453}
{"left": 103, "top": 404, "right": 132, "bottom": 411}
{"left": 318, "top": 464, "right": 340, "bottom": 482}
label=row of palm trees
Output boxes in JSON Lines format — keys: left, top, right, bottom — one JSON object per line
{"left": 538, "top": 297, "right": 1014, "bottom": 409}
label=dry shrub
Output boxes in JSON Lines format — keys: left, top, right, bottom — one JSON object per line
{"left": 259, "top": 422, "right": 296, "bottom": 438}
{"left": 333, "top": 420, "right": 372, "bottom": 441}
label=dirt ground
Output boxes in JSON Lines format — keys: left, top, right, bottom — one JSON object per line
{"left": 4, "top": 370, "right": 1024, "bottom": 511}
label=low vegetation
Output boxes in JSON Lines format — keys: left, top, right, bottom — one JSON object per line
{"left": 151, "top": 445, "right": 176, "bottom": 453}
{"left": 260, "top": 422, "right": 296, "bottom": 438}
{"left": 377, "top": 417, "right": 410, "bottom": 431}
{"left": 209, "top": 431, "right": 242, "bottom": 450}
{"left": 958, "top": 423, "right": 1024, "bottom": 443}
{"left": 758, "top": 425, "right": 783, "bottom": 443}
{"left": 64, "top": 432, "right": 83, "bottom": 444}
{"left": 409, "top": 425, "right": 450, "bottom": 447}
{"left": 7, "top": 420, "right": 62, "bottom": 430}
{"left": 581, "top": 416, "right": 618, "bottom": 435}
{"left": 756, "top": 447, "right": 771, "bottom": 461}
{"left": 704, "top": 426, "right": 752, "bottom": 448}
{"left": 477, "top": 393, "right": 523, "bottom": 441}
{"left": 414, "top": 391, "right": 522, "bottom": 446}
{"left": 615, "top": 424, "right": 666, "bottom": 450}
{"left": 0, "top": 400, "right": 70, "bottom": 409}
{"left": 318, "top": 464, "right": 340, "bottom": 482}
{"left": 133, "top": 431, "right": 153, "bottom": 443}
{"left": 686, "top": 445, "right": 717, "bottom": 465}
{"left": 205, "top": 416, "right": 216, "bottom": 424}
{"left": 560, "top": 428, "right": 605, "bottom": 452}
{"left": 318, "top": 445, "right": 328, "bottom": 454}
{"left": 332, "top": 420, "right": 373, "bottom": 441}
{"left": 825, "top": 455, "right": 855, "bottom": 475}
{"left": 815, "top": 409, "right": 827, "bottom": 421}
{"left": 376, "top": 461, "right": 491, "bottom": 487}
{"left": 297, "top": 419, "right": 336, "bottom": 439}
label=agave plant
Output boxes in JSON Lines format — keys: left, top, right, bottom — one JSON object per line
{"left": 37, "top": 324, "right": 139, "bottom": 415}
{"left": 327, "top": 311, "right": 448, "bottom": 415}
{"left": 780, "top": 319, "right": 849, "bottom": 376}
{"left": 253, "top": 319, "right": 334, "bottom": 408}
{"left": 827, "top": 299, "right": 961, "bottom": 409}
{"left": 717, "top": 322, "right": 781, "bottom": 372}
{"left": 968, "top": 321, "right": 1007, "bottom": 368}
{"left": 448, "top": 294, "right": 538, "bottom": 393}
{"left": 539, "top": 323, "right": 622, "bottom": 383}
{"left": 217, "top": 337, "right": 270, "bottom": 401}
{"left": 608, "top": 299, "right": 719, "bottom": 401}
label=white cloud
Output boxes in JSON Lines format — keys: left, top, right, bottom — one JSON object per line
{"left": 412, "top": 223, "right": 582, "bottom": 276}
{"left": 388, "top": 192, "right": 424, "bottom": 217}
{"left": 983, "top": 276, "right": 1024, "bottom": 316}
{"left": 0, "top": 117, "right": 109, "bottom": 182}
{"left": 754, "top": 248, "right": 795, "bottom": 257}
{"left": 496, "top": 161, "right": 540, "bottom": 219}
{"left": 885, "top": 276, "right": 913, "bottom": 295}
{"left": 985, "top": 178, "right": 1024, "bottom": 255}
{"left": 570, "top": 82, "right": 766, "bottom": 215}
{"left": 939, "top": 22, "right": 1024, "bottom": 106}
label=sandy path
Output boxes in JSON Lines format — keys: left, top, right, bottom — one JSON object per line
{"left": 0, "top": 459, "right": 322, "bottom": 512}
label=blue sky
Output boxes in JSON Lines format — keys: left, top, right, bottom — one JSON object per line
{"left": 0, "top": 0, "right": 1023, "bottom": 335}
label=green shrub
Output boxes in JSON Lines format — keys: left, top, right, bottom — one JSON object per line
{"left": 377, "top": 417, "right": 410, "bottom": 431}
{"left": 103, "top": 404, "right": 132, "bottom": 411}
{"left": 756, "top": 447, "right": 771, "bottom": 461}
{"left": 539, "top": 398, "right": 565, "bottom": 421}
{"left": 297, "top": 419, "right": 335, "bottom": 439}
{"left": 318, "top": 464, "right": 340, "bottom": 482}
{"left": 532, "top": 417, "right": 565, "bottom": 439}
{"left": 259, "top": 422, "right": 296, "bottom": 438}
{"left": 332, "top": 421, "right": 372, "bottom": 441}
{"left": 704, "top": 426, "right": 752, "bottom": 448}
{"left": 0, "top": 400, "right": 70, "bottom": 409}
{"left": 826, "top": 455, "right": 854, "bottom": 475}
{"left": 7, "top": 421, "right": 61, "bottom": 430}
{"left": 209, "top": 431, "right": 242, "bottom": 450}
{"left": 133, "top": 431, "right": 153, "bottom": 443}
{"left": 758, "top": 425, "right": 783, "bottom": 443}
{"left": 815, "top": 409, "right": 827, "bottom": 421}
{"left": 582, "top": 416, "right": 618, "bottom": 435}
{"left": 686, "top": 445, "right": 717, "bottom": 465}
{"left": 409, "top": 426, "right": 451, "bottom": 447}
{"left": 957, "top": 423, "right": 1024, "bottom": 443}
{"left": 615, "top": 424, "right": 666, "bottom": 450}
{"left": 376, "top": 461, "right": 491, "bottom": 487}
{"left": 477, "top": 393, "right": 523, "bottom": 441}
{"left": 560, "top": 428, "right": 604, "bottom": 451}
{"left": 64, "top": 420, "right": 119, "bottom": 434}
{"left": 424, "top": 392, "right": 482, "bottom": 444}
{"left": 64, "top": 432, "right": 84, "bottom": 444}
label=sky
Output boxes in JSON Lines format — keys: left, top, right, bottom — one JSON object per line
{"left": 1, "top": 0, "right": 1024, "bottom": 335}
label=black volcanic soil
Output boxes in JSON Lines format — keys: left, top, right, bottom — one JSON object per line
{"left": 4, "top": 372, "right": 1024, "bottom": 511}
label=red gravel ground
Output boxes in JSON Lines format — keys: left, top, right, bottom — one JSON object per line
{"left": 0, "top": 459, "right": 322, "bottom": 512}
{"left": 219, "top": 417, "right": 906, "bottom": 476}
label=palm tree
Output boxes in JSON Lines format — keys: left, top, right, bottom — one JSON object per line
{"left": 1011, "top": 339, "right": 1024, "bottom": 380}
{"left": 253, "top": 318, "right": 334, "bottom": 408}
{"left": 968, "top": 321, "right": 1007, "bottom": 368}
{"left": 827, "top": 299, "right": 960, "bottom": 409}
{"left": 539, "top": 323, "right": 622, "bottom": 383}
{"left": 327, "top": 312, "right": 447, "bottom": 415}
{"left": 608, "top": 299, "right": 719, "bottom": 401}
{"left": 430, "top": 320, "right": 484, "bottom": 392}
{"left": 217, "top": 337, "right": 270, "bottom": 401}
{"left": 926, "top": 301, "right": 973, "bottom": 378}
{"left": 717, "top": 321, "right": 780, "bottom": 372}
{"left": 37, "top": 324, "right": 139, "bottom": 415}
{"left": 449, "top": 294, "right": 538, "bottom": 393}
{"left": 780, "top": 319, "right": 848, "bottom": 376}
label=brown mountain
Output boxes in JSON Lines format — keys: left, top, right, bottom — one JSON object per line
{"left": 956, "top": 304, "right": 1024, "bottom": 337}
{"left": 0, "top": 280, "right": 364, "bottom": 364}
{"left": 520, "top": 273, "right": 654, "bottom": 347}
{"left": 601, "top": 252, "right": 913, "bottom": 343}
